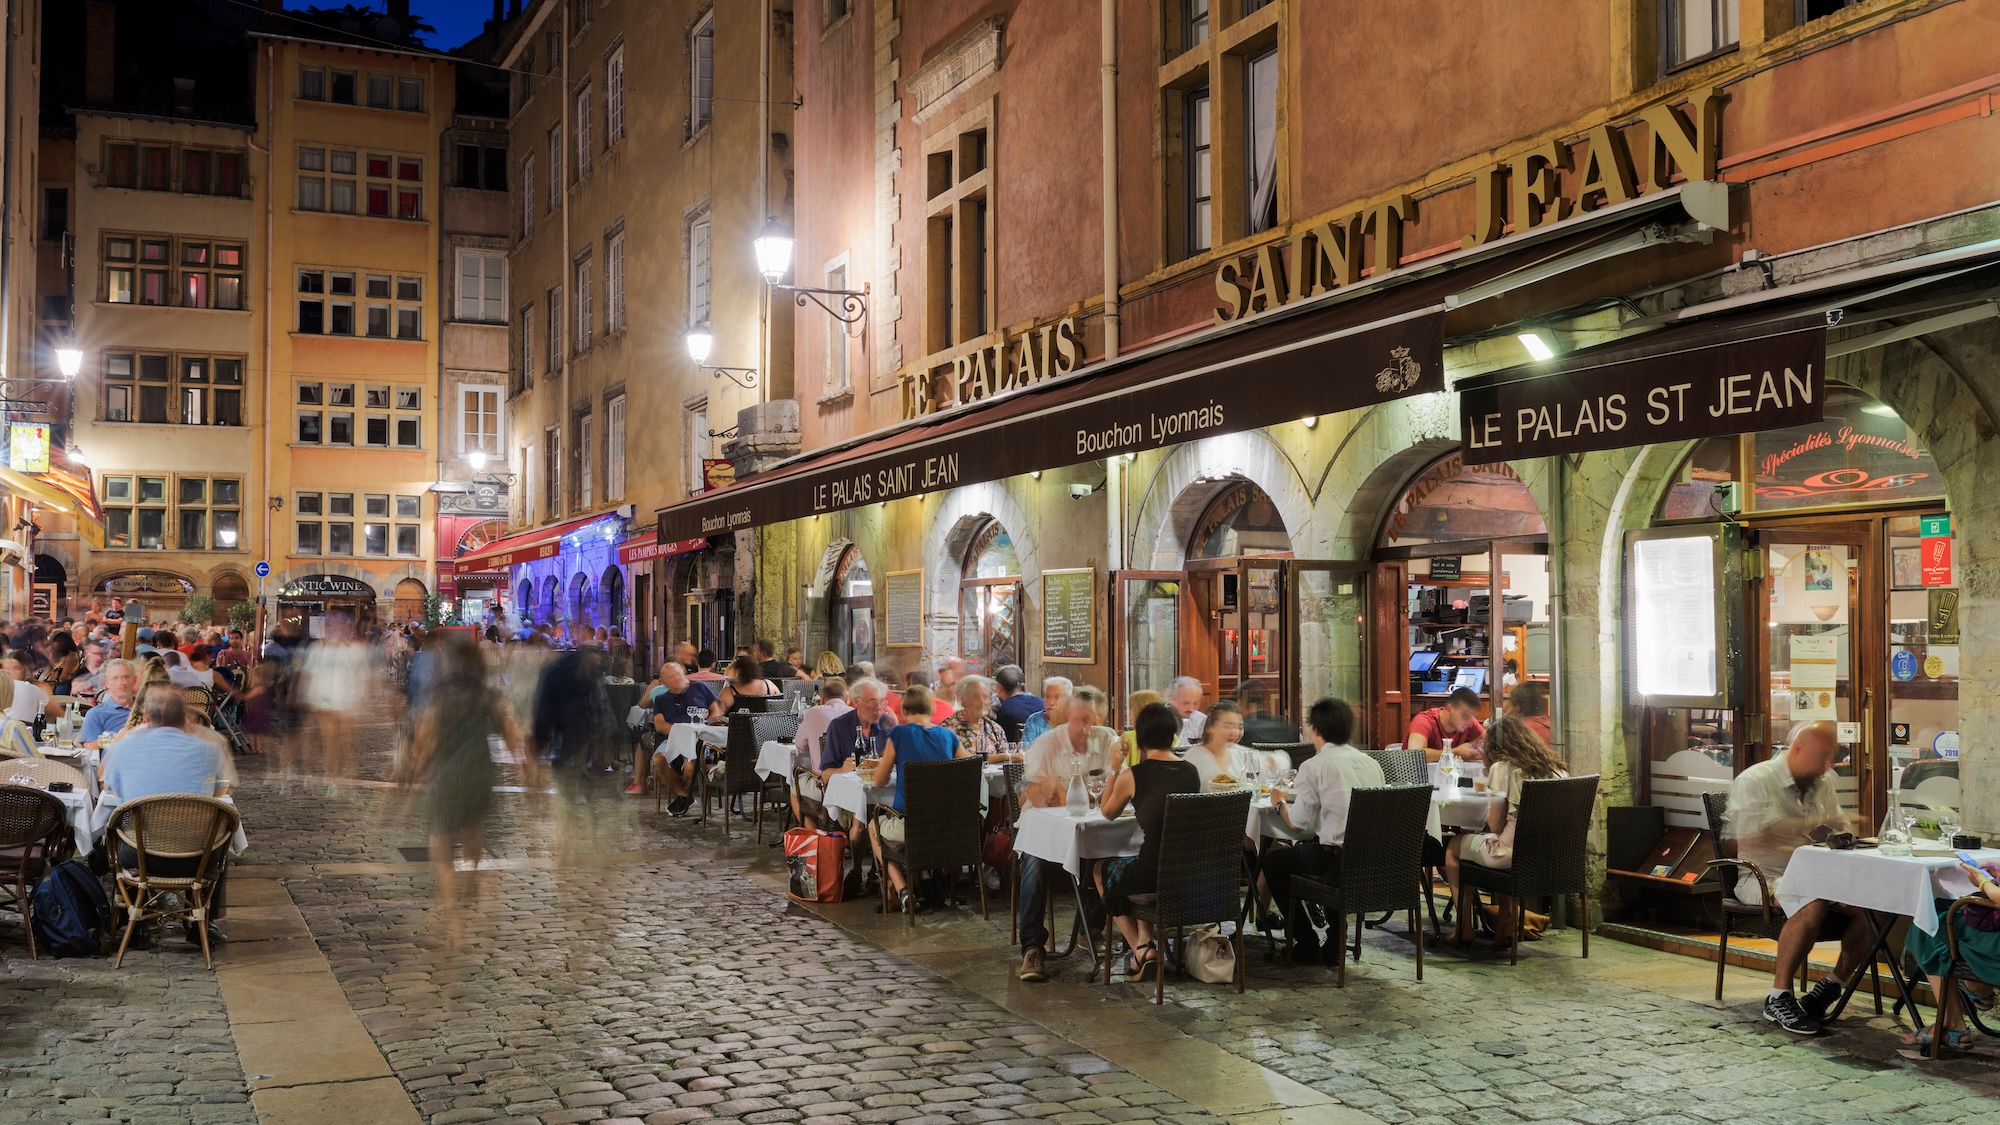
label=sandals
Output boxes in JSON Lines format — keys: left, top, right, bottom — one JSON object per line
{"left": 1903, "top": 1027, "right": 1976, "bottom": 1052}
{"left": 1125, "top": 941, "right": 1159, "bottom": 981}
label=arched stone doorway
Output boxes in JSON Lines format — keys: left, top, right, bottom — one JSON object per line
{"left": 32, "top": 553, "right": 66, "bottom": 620}
{"left": 212, "top": 573, "right": 250, "bottom": 626}
{"left": 600, "top": 565, "right": 627, "bottom": 635}
{"left": 392, "top": 578, "right": 428, "bottom": 624}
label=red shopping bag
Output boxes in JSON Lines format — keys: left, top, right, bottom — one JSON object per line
{"left": 785, "top": 827, "right": 847, "bottom": 902}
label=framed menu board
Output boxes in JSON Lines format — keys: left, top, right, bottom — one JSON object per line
{"left": 1041, "top": 567, "right": 1095, "bottom": 665}
{"left": 1623, "top": 523, "right": 1742, "bottom": 708}
{"left": 884, "top": 568, "right": 923, "bottom": 648}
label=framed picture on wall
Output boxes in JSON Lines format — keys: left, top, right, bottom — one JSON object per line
{"left": 1892, "top": 546, "right": 1922, "bottom": 589}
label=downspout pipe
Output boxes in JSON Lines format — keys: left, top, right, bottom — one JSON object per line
{"left": 1099, "top": 0, "right": 1119, "bottom": 363}
{"left": 255, "top": 41, "right": 276, "bottom": 651}
{"left": 1546, "top": 454, "right": 1566, "bottom": 757}
{"left": 0, "top": 0, "right": 14, "bottom": 615}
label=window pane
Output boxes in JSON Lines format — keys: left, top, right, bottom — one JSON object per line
{"left": 398, "top": 159, "right": 421, "bottom": 182}
{"left": 365, "top": 494, "right": 388, "bottom": 516}
{"left": 296, "top": 521, "right": 320, "bottom": 553}
{"left": 215, "top": 389, "right": 242, "bottom": 426}
{"left": 179, "top": 509, "right": 206, "bottom": 550}
{"left": 367, "top": 416, "right": 389, "bottom": 445}
{"left": 332, "top": 150, "right": 356, "bottom": 175}
{"left": 107, "top": 268, "right": 133, "bottom": 303}
{"left": 396, "top": 525, "right": 419, "bottom": 555}
{"left": 398, "top": 189, "right": 421, "bottom": 220}
{"left": 215, "top": 275, "right": 242, "bottom": 310}
{"left": 367, "top": 305, "right": 390, "bottom": 336}
{"left": 396, "top": 417, "right": 419, "bottom": 447}
{"left": 396, "top": 388, "right": 420, "bottom": 410}
{"left": 180, "top": 478, "right": 207, "bottom": 504}
{"left": 329, "top": 523, "right": 352, "bottom": 554}
{"left": 363, "top": 523, "right": 388, "bottom": 555}
{"left": 139, "top": 477, "right": 165, "bottom": 502}
{"left": 214, "top": 480, "right": 240, "bottom": 505}
{"left": 298, "top": 412, "right": 322, "bottom": 442}
{"left": 369, "top": 186, "right": 390, "bottom": 216}
{"left": 329, "top": 494, "right": 353, "bottom": 516}
{"left": 300, "top": 67, "right": 324, "bottom": 100}
{"left": 397, "top": 78, "right": 422, "bottom": 112}
{"left": 213, "top": 510, "right": 239, "bottom": 549}
{"left": 331, "top": 304, "right": 354, "bottom": 334}
{"left": 139, "top": 385, "right": 169, "bottom": 423}
{"left": 298, "top": 300, "right": 323, "bottom": 332}
{"left": 300, "top": 147, "right": 326, "bottom": 172}
{"left": 330, "top": 180, "right": 355, "bottom": 213}
{"left": 368, "top": 74, "right": 391, "bottom": 107}
{"left": 107, "top": 509, "right": 132, "bottom": 548}
{"left": 397, "top": 277, "right": 420, "bottom": 300}
{"left": 331, "top": 69, "right": 354, "bottom": 102}
{"left": 368, "top": 154, "right": 391, "bottom": 178}
{"left": 138, "top": 509, "right": 165, "bottom": 549}
{"left": 331, "top": 273, "right": 355, "bottom": 296}
{"left": 395, "top": 495, "right": 419, "bottom": 518}
{"left": 182, "top": 272, "right": 209, "bottom": 308}
{"left": 105, "top": 477, "right": 133, "bottom": 501}
{"left": 366, "top": 275, "right": 390, "bottom": 299}
{"left": 140, "top": 271, "right": 168, "bottom": 304}
{"left": 183, "top": 150, "right": 210, "bottom": 193}
{"left": 330, "top": 414, "right": 353, "bottom": 444}
{"left": 106, "top": 237, "right": 135, "bottom": 262}
{"left": 106, "top": 385, "right": 131, "bottom": 421}
{"left": 217, "top": 155, "right": 242, "bottom": 197}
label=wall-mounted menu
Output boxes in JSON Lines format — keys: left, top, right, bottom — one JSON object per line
{"left": 1627, "top": 529, "right": 1731, "bottom": 706}
{"left": 1041, "top": 568, "right": 1096, "bottom": 665}
{"left": 884, "top": 568, "right": 923, "bottom": 648}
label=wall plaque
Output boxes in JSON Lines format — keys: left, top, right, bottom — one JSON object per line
{"left": 883, "top": 568, "right": 923, "bottom": 649}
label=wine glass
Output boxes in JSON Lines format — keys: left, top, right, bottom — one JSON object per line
{"left": 1085, "top": 768, "right": 1107, "bottom": 808}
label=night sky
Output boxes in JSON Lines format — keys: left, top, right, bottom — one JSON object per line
{"left": 410, "top": 0, "right": 499, "bottom": 52}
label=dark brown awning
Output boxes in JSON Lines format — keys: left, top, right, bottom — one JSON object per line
{"left": 657, "top": 210, "right": 1681, "bottom": 543}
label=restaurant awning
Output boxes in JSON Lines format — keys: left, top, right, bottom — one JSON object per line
{"left": 453, "top": 512, "right": 622, "bottom": 573}
{"left": 0, "top": 465, "right": 108, "bottom": 549}
{"left": 1454, "top": 252, "right": 2000, "bottom": 461}
{"left": 656, "top": 196, "right": 1709, "bottom": 543}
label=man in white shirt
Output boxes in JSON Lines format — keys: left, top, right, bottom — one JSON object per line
{"left": 1015, "top": 685, "right": 1120, "bottom": 983}
{"left": 3, "top": 651, "right": 57, "bottom": 723}
{"left": 1169, "top": 676, "right": 1207, "bottom": 745}
{"left": 1725, "top": 721, "right": 1874, "bottom": 1036}
{"left": 1255, "top": 698, "right": 1385, "bottom": 961}
{"left": 789, "top": 677, "right": 854, "bottom": 827}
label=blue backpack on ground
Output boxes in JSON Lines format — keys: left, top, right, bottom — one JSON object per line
{"left": 32, "top": 859, "right": 112, "bottom": 957}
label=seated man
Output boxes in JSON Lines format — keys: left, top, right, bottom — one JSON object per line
{"left": 1405, "top": 686, "right": 1485, "bottom": 762}
{"left": 789, "top": 676, "right": 853, "bottom": 828}
{"left": 648, "top": 661, "right": 720, "bottom": 816}
{"left": 802, "top": 679, "right": 896, "bottom": 832}
{"left": 1019, "top": 676, "right": 1071, "bottom": 745}
{"left": 1015, "top": 685, "right": 1121, "bottom": 983}
{"left": 1257, "top": 698, "right": 1386, "bottom": 961}
{"left": 1725, "top": 720, "right": 1875, "bottom": 1035}
{"left": 84, "top": 658, "right": 140, "bottom": 761}
{"left": 100, "top": 688, "right": 234, "bottom": 943}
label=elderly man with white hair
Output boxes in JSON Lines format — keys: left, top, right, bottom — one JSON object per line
{"left": 1168, "top": 676, "right": 1207, "bottom": 745}
{"left": 1018, "top": 676, "right": 1072, "bottom": 745}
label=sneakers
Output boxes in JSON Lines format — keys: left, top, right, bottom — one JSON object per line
{"left": 667, "top": 794, "right": 693, "bottom": 817}
{"left": 624, "top": 782, "right": 644, "bottom": 795}
{"left": 1799, "top": 975, "right": 1844, "bottom": 1023}
{"left": 1764, "top": 991, "right": 1823, "bottom": 1036}
{"left": 1019, "top": 948, "right": 1048, "bottom": 982}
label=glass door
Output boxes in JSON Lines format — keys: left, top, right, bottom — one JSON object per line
{"left": 1886, "top": 511, "right": 1960, "bottom": 830}
{"left": 1761, "top": 529, "right": 1870, "bottom": 826}
{"left": 1113, "top": 571, "right": 1187, "bottom": 725}
{"left": 1235, "top": 558, "right": 1284, "bottom": 710}
{"left": 1286, "top": 561, "right": 1367, "bottom": 733}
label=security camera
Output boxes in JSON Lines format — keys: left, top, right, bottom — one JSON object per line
{"left": 1069, "top": 482, "right": 1094, "bottom": 500}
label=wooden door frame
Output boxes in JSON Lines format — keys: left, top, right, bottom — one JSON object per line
{"left": 1283, "top": 560, "right": 1370, "bottom": 732}
{"left": 1110, "top": 569, "right": 1191, "bottom": 727}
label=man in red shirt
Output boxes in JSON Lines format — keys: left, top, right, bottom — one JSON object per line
{"left": 1405, "top": 687, "right": 1485, "bottom": 761}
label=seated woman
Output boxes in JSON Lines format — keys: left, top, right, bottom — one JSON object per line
{"left": 1902, "top": 858, "right": 2000, "bottom": 1052}
{"left": 943, "top": 675, "right": 1009, "bottom": 761}
{"left": 1183, "top": 701, "right": 1287, "bottom": 791}
{"left": 868, "top": 684, "right": 974, "bottom": 914}
{"left": 1092, "top": 703, "right": 1199, "bottom": 980}
{"left": 1504, "top": 681, "right": 1552, "bottom": 744}
{"left": 1443, "top": 715, "right": 1567, "bottom": 945}
{"left": 1119, "top": 690, "right": 1163, "bottom": 767}
{"left": 716, "top": 654, "right": 780, "bottom": 713}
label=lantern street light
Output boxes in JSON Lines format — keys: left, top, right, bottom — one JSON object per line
{"left": 55, "top": 348, "right": 82, "bottom": 379}
{"left": 685, "top": 326, "right": 757, "bottom": 389}
{"left": 754, "top": 218, "right": 869, "bottom": 325}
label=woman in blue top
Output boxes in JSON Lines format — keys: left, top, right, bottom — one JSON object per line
{"left": 869, "top": 684, "right": 973, "bottom": 914}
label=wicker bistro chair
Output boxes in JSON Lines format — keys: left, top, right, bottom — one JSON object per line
{"left": 1456, "top": 775, "right": 1599, "bottom": 966}
{"left": 881, "top": 756, "right": 987, "bottom": 927}
{"left": 1923, "top": 895, "right": 2000, "bottom": 1057}
{"left": 106, "top": 795, "right": 239, "bottom": 969}
{"left": 704, "top": 712, "right": 801, "bottom": 843}
{"left": 0, "top": 785, "right": 69, "bottom": 958}
{"left": 1365, "top": 748, "right": 1427, "bottom": 787}
{"left": 1286, "top": 784, "right": 1433, "bottom": 986}
{"left": 1699, "top": 791, "right": 1882, "bottom": 1008}
{"left": 1100, "top": 789, "right": 1255, "bottom": 1004}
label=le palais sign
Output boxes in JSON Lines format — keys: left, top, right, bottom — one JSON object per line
{"left": 1213, "top": 87, "right": 1721, "bottom": 324}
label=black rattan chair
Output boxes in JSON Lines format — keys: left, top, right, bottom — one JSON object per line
{"left": 1700, "top": 790, "right": 1879, "bottom": 1007}
{"left": 1102, "top": 789, "right": 1254, "bottom": 1004}
{"left": 0, "top": 785, "right": 69, "bottom": 959}
{"left": 1924, "top": 895, "right": 2000, "bottom": 1056}
{"left": 705, "top": 712, "right": 801, "bottom": 842}
{"left": 1457, "top": 774, "right": 1598, "bottom": 965}
{"left": 892, "top": 756, "right": 987, "bottom": 927}
{"left": 1253, "top": 742, "right": 1315, "bottom": 770}
{"left": 1365, "top": 748, "right": 1426, "bottom": 787}
{"left": 1286, "top": 784, "right": 1432, "bottom": 986}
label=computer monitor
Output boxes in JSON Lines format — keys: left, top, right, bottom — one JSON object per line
{"left": 1409, "top": 650, "right": 1443, "bottom": 675}
{"left": 1452, "top": 666, "right": 1487, "bottom": 694}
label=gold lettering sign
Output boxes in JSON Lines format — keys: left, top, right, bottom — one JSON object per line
{"left": 900, "top": 315, "right": 1084, "bottom": 420}
{"left": 1214, "top": 87, "right": 1722, "bottom": 325}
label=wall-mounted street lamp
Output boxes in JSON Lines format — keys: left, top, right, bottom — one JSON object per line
{"left": 686, "top": 328, "right": 759, "bottom": 389}
{"left": 55, "top": 348, "right": 82, "bottom": 379}
{"left": 754, "top": 220, "right": 869, "bottom": 325}
{"left": 466, "top": 450, "right": 517, "bottom": 485}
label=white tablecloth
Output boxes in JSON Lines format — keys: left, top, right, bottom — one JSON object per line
{"left": 755, "top": 740, "right": 798, "bottom": 780}
{"left": 48, "top": 787, "right": 93, "bottom": 848}
{"left": 822, "top": 764, "right": 999, "bottom": 823}
{"left": 1775, "top": 845, "right": 1994, "bottom": 936}
{"left": 1426, "top": 761, "right": 1487, "bottom": 787}
{"left": 660, "top": 723, "right": 729, "bottom": 765}
{"left": 1014, "top": 805, "right": 1143, "bottom": 879}
{"left": 92, "top": 793, "right": 249, "bottom": 857}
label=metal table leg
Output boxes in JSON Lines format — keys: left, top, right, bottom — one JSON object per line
{"left": 1827, "top": 909, "right": 1923, "bottom": 1025}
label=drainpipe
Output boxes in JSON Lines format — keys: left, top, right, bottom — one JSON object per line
{"left": 1546, "top": 455, "right": 1566, "bottom": 757}
{"left": 757, "top": 0, "right": 771, "bottom": 406}
{"left": 255, "top": 41, "right": 275, "bottom": 651}
{"left": 1099, "top": 0, "right": 1119, "bottom": 363}
{"left": 558, "top": 0, "right": 570, "bottom": 525}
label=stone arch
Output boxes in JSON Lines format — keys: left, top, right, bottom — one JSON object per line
{"left": 922, "top": 481, "right": 1036, "bottom": 669}
{"left": 83, "top": 564, "right": 203, "bottom": 595}
{"left": 1311, "top": 392, "right": 1459, "bottom": 559}
{"left": 34, "top": 542, "right": 76, "bottom": 582}
{"left": 1126, "top": 429, "right": 1313, "bottom": 569}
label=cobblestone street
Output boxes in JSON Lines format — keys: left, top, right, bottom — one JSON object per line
{"left": 8, "top": 718, "right": 2000, "bottom": 1125}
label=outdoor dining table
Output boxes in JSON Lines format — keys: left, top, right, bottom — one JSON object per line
{"left": 1774, "top": 843, "right": 1999, "bottom": 1021}
{"left": 755, "top": 740, "right": 799, "bottom": 781}
{"left": 821, "top": 763, "right": 1001, "bottom": 823}
{"left": 661, "top": 722, "right": 730, "bottom": 765}
{"left": 36, "top": 744, "right": 99, "bottom": 799}
{"left": 1013, "top": 804, "right": 1144, "bottom": 972}
{"left": 1244, "top": 789, "right": 1494, "bottom": 845}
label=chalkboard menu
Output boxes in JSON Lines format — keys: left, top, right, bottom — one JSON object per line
{"left": 884, "top": 568, "right": 923, "bottom": 648}
{"left": 1041, "top": 568, "right": 1095, "bottom": 665}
